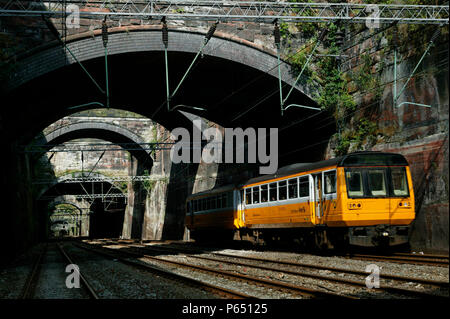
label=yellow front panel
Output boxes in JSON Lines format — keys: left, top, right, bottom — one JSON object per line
{"left": 326, "top": 167, "right": 415, "bottom": 227}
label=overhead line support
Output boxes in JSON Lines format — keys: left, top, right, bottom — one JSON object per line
{"left": 162, "top": 19, "right": 218, "bottom": 112}
{"left": 276, "top": 23, "right": 325, "bottom": 116}
{"left": 393, "top": 26, "right": 442, "bottom": 109}
{"left": 3, "top": 2, "right": 448, "bottom": 25}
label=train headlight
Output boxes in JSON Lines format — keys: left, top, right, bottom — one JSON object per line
{"left": 382, "top": 232, "right": 389, "bottom": 237}
{"left": 348, "top": 202, "right": 362, "bottom": 210}
{"left": 399, "top": 201, "right": 411, "bottom": 208}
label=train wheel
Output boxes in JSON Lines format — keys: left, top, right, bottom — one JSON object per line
{"left": 314, "top": 229, "right": 332, "bottom": 252}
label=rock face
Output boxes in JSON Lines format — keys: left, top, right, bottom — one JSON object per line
{"left": 339, "top": 27, "right": 449, "bottom": 253}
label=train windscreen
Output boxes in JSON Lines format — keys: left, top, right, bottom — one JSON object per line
{"left": 345, "top": 167, "right": 409, "bottom": 198}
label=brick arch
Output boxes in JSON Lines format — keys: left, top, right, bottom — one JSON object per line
{"left": 9, "top": 27, "right": 317, "bottom": 102}
{"left": 48, "top": 198, "right": 85, "bottom": 215}
{"left": 34, "top": 120, "right": 154, "bottom": 166}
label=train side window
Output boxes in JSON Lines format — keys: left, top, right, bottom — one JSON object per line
{"left": 278, "top": 181, "right": 287, "bottom": 200}
{"left": 245, "top": 188, "right": 252, "bottom": 205}
{"left": 228, "top": 192, "right": 233, "bottom": 207}
{"left": 346, "top": 170, "right": 364, "bottom": 197}
{"left": 216, "top": 195, "right": 221, "bottom": 209}
{"left": 212, "top": 196, "right": 217, "bottom": 210}
{"left": 299, "top": 176, "right": 309, "bottom": 197}
{"left": 253, "top": 186, "right": 260, "bottom": 204}
{"left": 288, "top": 178, "right": 298, "bottom": 199}
{"left": 391, "top": 167, "right": 409, "bottom": 196}
{"left": 269, "top": 183, "right": 277, "bottom": 201}
{"left": 194, "top": 200, "right": 198, "bottom": 212}
{"left": 200, "top": 199, "right": 205, "bottom": 211}
{"left": 324, "top": 171, "right": 337, "bottom": 194}
{"left": 368, "top": 169, "right": 387, "bottom": 196}
{"left": 260, "top": 184, "right": 268, "bottom": 202}
{"left": 187, "top": 202, "right": 191, "bottom": 214}
{"left": 220, "top": 194, "right": 225, "bottom": 208}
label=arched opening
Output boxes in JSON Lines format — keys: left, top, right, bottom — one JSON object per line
{"left": 47, "top": 202, "right": 82, "bottom": 238}
{"left": 38, "top": 173, "right": 127, "bottom": 240}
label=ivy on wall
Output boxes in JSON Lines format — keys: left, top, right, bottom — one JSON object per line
{"left": 279, "top": 0, "right": 447, "bottom": 156}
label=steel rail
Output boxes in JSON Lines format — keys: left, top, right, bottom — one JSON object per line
{"left": 346, "top": 253, "right": 449, "bottom": 267}
{"left": 56, "top": 243, "right": 100, "bottom": 299}
{"left": 393, "top": 253, "right": 449, "bottom": 260}
{"left": 83, "top": 241, "right": 356, "bottom": 299}
{"left": 1, "top": 1, "right": 448, "bottom": 24}
{"left": 20, "top": 244, "right": 47, "bottom": 299}
{"left": 73, "top": 242, "right": 253, "bottom": 299}
{"left": 140, "top": 242, "right": 449, "bottom": 289}
{"left": 125, "top": 243, "right": 449, "bottom": 299}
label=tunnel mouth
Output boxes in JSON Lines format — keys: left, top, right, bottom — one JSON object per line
{"left": 39, "top": 179, "right": 127, "bottom": 240}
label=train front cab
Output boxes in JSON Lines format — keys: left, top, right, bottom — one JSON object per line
{"left": 329, "top": 153, "right": 416, "bottom": 247}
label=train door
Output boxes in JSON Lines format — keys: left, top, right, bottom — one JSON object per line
{"left": 186, "top": 201, "right": 193, "bottom": 228}
{"left": 235, "top": 189, "right": 245, "bottom": 228}
{"left": 312, "top": 173, "right": 324, "bottom": 225}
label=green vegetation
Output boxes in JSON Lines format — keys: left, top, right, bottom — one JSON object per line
{"left": 284, "top": 23, "right": 356, "bottom": 120}
{"left": 334, "top": 118, "right": 378, "bottom": 156}
{"left": 277, "top": 0, "right": 448, "bottom": 156}
{"left": 73, "top": 108, "right": 145, "bottom": 118}
{"left": 142, "top": 169, "right": 154, "bottom": 192}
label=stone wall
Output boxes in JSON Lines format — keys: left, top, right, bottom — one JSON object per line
{"left": 328, "top": 24, "right": 449, "bottom": 253}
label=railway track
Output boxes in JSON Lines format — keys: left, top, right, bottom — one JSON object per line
{"left": 139, "top": 243, "right": 449, "bottom": 299}
{"left": 90, "top": 240, "right": 449, "bottom": 299}
{"left": 77, "top": 241, "right": 356, "bottom": 299}
{"left": 346, "top": 253, "right": 449, "bottom": 267}
{"left": 72, "top": 242, "right": 253, "bottom": 299}
{"left": 20, "top": 242, "right": 99, "bottom": 299}
{"left": 20, "top": 244, "right": 47, "bottom": 299}
{"left": 160, "top": 240, "right": 450, "bottom": 268}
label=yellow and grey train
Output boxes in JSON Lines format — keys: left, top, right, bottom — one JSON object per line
{"left": 185, "top": 152, "right": 415, "bottom": 248}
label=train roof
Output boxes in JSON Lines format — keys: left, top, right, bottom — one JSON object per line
{"left": 186, "top": 184, "right": 237, "bottom": 200}
{"left": 242, "top": 151, "right": 408, "bottom": 186}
